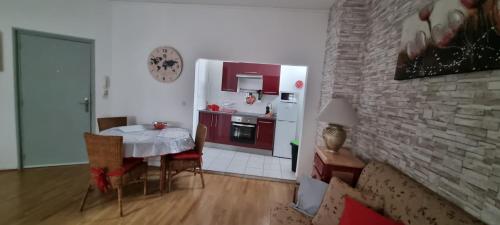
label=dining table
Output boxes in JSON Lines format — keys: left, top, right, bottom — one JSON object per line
{"left": 100, "top": 124, "right": 195, "bottom": 193}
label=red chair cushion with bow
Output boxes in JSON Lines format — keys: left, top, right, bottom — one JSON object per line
{"left": 168, "top": 150, "right": 202, "bottom": 160}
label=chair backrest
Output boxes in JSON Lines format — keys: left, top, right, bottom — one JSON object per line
{"left": 83, "top": 132, "right": 123, "bottom": 172}
{"left": 97, "top": 117, "right": 127, "bottom": 132}
{"left": 194, "top": 124, "right": 208, "bottom": 154}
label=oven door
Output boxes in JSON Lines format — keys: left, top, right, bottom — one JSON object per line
{"left": 231, "top": 122, "right": 256, "bottom": 144}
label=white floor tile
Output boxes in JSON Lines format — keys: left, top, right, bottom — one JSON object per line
{"left": 281, "top": 169, "right": 296, "bottom": 180}
{"left": 247, "top": 159, "right": 264, "bottom": 169}
{"left": 202, "top": 146, "right": 296, "bottom": 180}
{"left": 245, "top": 167, "right": 264, "bottom": 176}
{"left": 233, "top": 152, "right": 250, "bottom": 161}
{"left": 264, "top": 163, "right": 281, "bottom": 171}
{"left": 227, "top": 164, "right": 247, "bottom": 174}
{"left": 207, "top": 157, "right": 232, "bottom": 171}
{"left": 208, "top": 162, "right": 230, "bottom": 171}
{"left": 263, "top": 170, "right": 282, "bottom": 179}
{"left": 230, "top": 158, "right": 248, "bottom": 165}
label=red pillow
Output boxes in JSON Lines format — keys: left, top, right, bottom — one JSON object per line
{"left": 339, "top": 196, "right": 404, "bottom": 225}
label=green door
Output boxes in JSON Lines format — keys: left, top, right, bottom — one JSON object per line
{"left": 16, "top": 30, "right": 93, "bottom": 168}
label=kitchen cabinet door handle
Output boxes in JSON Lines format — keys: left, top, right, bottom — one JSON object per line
{"left": 263, "top": 91, "right": 277, "bottom": 94}
{"left": 256, "top": 126, "right": 260, "bottom": 140}
{"left": 233, "top": 123, "right": 255, "bottom": 128}
{"left": 258, "top": 121, "right": 273, "bottom": 124}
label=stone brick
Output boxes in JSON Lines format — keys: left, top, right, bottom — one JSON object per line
{"left": 443, "top": 156, "right": 463, "bottom": 172}
{"left": 482, "top": 117, "right": 500, "bottom": 131}
{"left": 463, "top": 169, "right": 490, "bottom": 190}
{"left": 455, "top": 117, "right": 484, "bottom": 128}
{"left": 488, "top": 81, "right": 500, "bottom": 90}
{"left": 487, "top": 130, "right": 500, "bottom": 141}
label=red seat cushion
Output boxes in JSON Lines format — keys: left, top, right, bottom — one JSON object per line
{"left": 122, "top": 157, "right": 144, "bottom": 173}
{"left": 339, "top": 196, "right": 404, "bottom": 225}
{"left": 168, "top": 150, "right": 202, "bottom": 160}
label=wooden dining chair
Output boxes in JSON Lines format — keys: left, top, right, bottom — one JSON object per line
{"left": 80, "top": 133, "right": 148, "bottom": 217}
{"left": 165, "top": 124, "right": 207, "bottom": 193}
{"left": 97, "top": 117, "right": 127, "bottom": 132}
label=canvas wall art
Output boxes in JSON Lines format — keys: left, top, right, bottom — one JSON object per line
{"left": 395, "top": 0, "right": 500, "bottom": 80}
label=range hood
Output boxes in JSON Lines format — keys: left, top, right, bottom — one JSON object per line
{"left": 236, "top": 74, "right": 263, "bottom": 93}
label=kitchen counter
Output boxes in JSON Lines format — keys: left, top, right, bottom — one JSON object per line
{"left": 199, "top": 109, "right": 276, "bottom": 120}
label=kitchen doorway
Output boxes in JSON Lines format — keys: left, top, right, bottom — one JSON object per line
{"left": 193, "top": 59, "right": 308, "bottom": 180}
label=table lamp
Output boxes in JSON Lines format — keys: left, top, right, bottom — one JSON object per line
{"left": 318, "top": 98, "right": 358, "bottom": 153}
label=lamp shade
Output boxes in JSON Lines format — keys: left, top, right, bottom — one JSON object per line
{"left": 318, "top": 98, "right": 358, "bottom": 127}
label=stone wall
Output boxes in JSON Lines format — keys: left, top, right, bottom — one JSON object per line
{"left": 319, "top": 0, "right": 500, "bottom": 224}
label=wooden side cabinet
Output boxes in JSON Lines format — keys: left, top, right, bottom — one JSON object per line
{"left": 312, "top": 146, "right": 365, "bottom": 186}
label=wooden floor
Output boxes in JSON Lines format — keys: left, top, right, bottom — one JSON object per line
{"left": 0, "top": 165, "right": 294, "bottom": 225}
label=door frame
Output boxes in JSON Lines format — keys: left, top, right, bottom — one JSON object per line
{"left": 13, "top": 28, "right": 96, "bottom": 169}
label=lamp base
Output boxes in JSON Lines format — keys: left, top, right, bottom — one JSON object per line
{"left": 322, "top": 124, "right": 346, "bottom": 153}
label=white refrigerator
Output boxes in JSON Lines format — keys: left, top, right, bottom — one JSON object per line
{"left": 273, "top": 102, "right": 299, "bottom": 158}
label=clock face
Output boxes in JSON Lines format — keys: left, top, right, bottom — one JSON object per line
{"left": 148, "top": 46, "right": 183, "bottom": 83}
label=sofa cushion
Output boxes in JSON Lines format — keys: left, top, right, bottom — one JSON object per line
{"left": 270, "top": 203, "right": 312, "bottom": 225}
{"left": 312, "top": 177, "right": 384, "bottom": 225}
{"left": 356, "top": 161, "right": 485, "bottom": 225}
{"left": 339, "top": 196, "right": 404, "bottom": 225}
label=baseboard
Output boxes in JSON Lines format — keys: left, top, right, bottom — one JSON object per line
{"left": 23, "top": 161, "right": 89, "bottom": 169}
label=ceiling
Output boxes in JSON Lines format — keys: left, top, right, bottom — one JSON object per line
{"left": 114, "top": 0, "right": 335, "bottom": 10}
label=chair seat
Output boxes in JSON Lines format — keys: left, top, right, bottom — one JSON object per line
{"left": 122, "top": 157, "right": 144, "bottom": 173}
{"left": 168, "top": 150, "right": 202, "bottom": 160}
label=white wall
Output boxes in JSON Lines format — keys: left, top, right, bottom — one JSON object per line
{"left": 110, "top": 1, "right": 327, "bottom": 177}
{"left": 0, "top": 0, "right": 112, "bottom": 170}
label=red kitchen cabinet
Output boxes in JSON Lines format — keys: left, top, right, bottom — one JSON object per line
{"left": 221, "top": 62, "right": 281, "bottom": 94}
{"left": 199, "top": 111, "right": 215, "bottom": 141}
{"left": 221, "top": 62, "right": 238, "bottom": 92}
{"left": 213, "top": 113, "right": 232, "bottom": 144}
{"left": 260, "top": 64, "right": 280, "bottom": 95}
{"left": 199, "top": 111, "right": 232, "bottom": 144}
{"left": 255, "top": 118, "right": 276, "bottom": 150}
{"left": 262, "top": 76, "right": 280, "bottom": 95}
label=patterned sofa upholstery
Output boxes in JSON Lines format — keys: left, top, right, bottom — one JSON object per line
{"left": 270, "top": 161, "right": 485, "bottom": 225}
{"left": 356, "top": 161, "right": 484, "bottom": 225}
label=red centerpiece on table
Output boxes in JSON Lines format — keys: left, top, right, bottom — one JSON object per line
{"left": 153, "top": 121, "right": 167, "bottom": 130}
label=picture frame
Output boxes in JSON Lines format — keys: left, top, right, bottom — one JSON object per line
{"left": 394, "top": 0, "right": 500, "bottom": 80}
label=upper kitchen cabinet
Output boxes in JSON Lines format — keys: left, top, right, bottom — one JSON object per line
{"left": 262, "top": 75, "right": 279, "bottom": 95}
{"left": 221, "top": 62, "right": 238, "bottom": 92}
{"left": 221, "top": 62, "right": 280, "bottom": 95}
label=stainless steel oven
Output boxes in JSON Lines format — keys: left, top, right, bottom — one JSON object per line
{"left": 231, "top": 116, "right": 257, "bottom": 144}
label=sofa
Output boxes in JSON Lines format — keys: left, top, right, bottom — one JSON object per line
{"left": 270, "top": 161, "right": 485, "bottom": 225}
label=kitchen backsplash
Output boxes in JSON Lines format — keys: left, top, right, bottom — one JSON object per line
{"left": 205, "top": 60, "right": 279, "bottom": 114}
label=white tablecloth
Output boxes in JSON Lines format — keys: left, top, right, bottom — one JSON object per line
{"left": 100, "top": 125, "right": 195, "bottom": 158}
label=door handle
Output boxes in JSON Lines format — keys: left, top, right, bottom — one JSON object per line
{"left": 79, "top": 97, "right": 90, "bottom": 112}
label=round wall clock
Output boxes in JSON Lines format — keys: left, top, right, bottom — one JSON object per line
{"left": 148, "top": 46, "right": 183, "bottom": 83}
